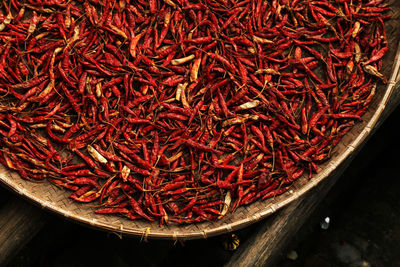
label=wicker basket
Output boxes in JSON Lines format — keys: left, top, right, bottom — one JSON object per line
{"left": 1, "top": 2, "right": 400, "bottom": 240}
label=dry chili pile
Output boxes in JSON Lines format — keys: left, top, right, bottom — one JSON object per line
{"left": 0, "top": 0, "right": 390, "bottom": 225}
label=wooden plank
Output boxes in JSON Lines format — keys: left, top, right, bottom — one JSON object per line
{"left": 0, "top": 198, "right": 46, "bottom": 266}
{"left": 225, "top": 82, "right": 400, "bottom": 267}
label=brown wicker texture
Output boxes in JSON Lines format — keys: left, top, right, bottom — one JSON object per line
{"left": 1, "top": 2, "right": 400, "bottom": 240}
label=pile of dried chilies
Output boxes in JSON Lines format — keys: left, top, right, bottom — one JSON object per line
{"left": 0, "top": 0, "right": 390, "bottom": 225}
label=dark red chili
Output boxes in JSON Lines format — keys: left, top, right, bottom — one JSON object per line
{"left": 0, "top": 0, "right": 390, "bottom": 226}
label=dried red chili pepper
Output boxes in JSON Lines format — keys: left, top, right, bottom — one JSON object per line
{"left": 0, "top": 0, "right": 390, "bottom": 225}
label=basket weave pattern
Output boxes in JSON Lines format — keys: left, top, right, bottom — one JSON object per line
{"left": 1, "top": 1, "right": 400, "bottom": 240}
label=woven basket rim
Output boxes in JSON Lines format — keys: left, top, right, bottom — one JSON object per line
{"left": 1, "top": 14, "right": 400, "bottom": 240}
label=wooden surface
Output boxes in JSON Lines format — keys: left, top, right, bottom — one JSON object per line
{"left": 0, "top": 198, "right": 46, "bottom": 267}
